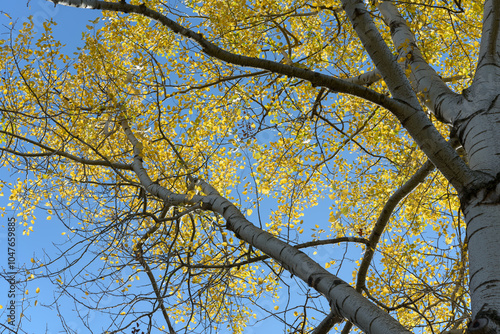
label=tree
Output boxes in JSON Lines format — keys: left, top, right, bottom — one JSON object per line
{"left": 0, "top": 0, "right": 497, "bottom": 333}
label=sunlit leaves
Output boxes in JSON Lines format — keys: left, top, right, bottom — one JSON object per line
{"left": 0, "top": 0, "right": 477, "bottom": 332}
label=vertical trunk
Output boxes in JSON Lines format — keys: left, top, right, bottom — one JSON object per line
{"left": 464, "top": 203, "right": 500, "bottom": 317}
{"left": 456, "top": 89, "right": 500, "bottom": 331}
{"left": 461, "top": 2, "right": 500, "bottom": 329}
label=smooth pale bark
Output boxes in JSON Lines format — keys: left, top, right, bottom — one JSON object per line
{"left": 453, "top": 95, "right": 500, "bottom": 175}
{"left": 454, "top": 97, "right": 500, "bottom": 326}
{"left": 476, "top": 0, "right": 500, "bottom": 74}
{"left": 464, "top": 200, "right": 500, "bottom": 318}
{"left": 377, "top": 1, "right": 462, "bottom": 123}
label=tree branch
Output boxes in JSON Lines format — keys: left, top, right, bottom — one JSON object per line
{"left": 478, "top": 0, "right": 500, "bottom": 65}
{"left": 184, "top": 237, "right": 369, "bottom": 270}
{"left": 355, "top": 159, "right": 435, "bottom": 292}
{"left": 50, "top": 0, "right": 483, "bottom": 192}
{"left": 472, "top": 0, "right": 500, "bottom": 96}
{"left": 312, "top": 311, "right": 343, "bottom": 334}
{"left": 47, "top": 0, "right": 401, "bottom": 116}
{"left": 338, "top": 160, "right": 435, "bottom": 334}
{"left": 340, "top": 0, "right": 483, "bottom": 195}
{"left": 377, "top": 1, "right": 463, "bottom": 123}
{"left": 119, "top": 115, "right": 412, "bottom": 334}
{"left": 0, "top": 130, "right": 133, "bottom": 171}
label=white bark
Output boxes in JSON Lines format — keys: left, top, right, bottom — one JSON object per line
{"left": 476, "top": 0, "right": 500, "bottom": 75}
{"left": 377, "top": 1, "right": 462, "bottom": 123}
{"left": 464, "top": 200, "right": 500, "bottom": 318}
{"left": 452, "top": 91, "right": 500, "bottom": 328}
{"left": 453, "top": 95, "right": 500, "bottom": 175}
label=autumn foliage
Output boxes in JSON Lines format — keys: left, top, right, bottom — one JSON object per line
{"left": 0, "top": 0, "right": 484, "bottom": 333}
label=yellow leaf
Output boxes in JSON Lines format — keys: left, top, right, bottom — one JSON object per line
{"left": 187, "top": 191, "right": 195, "bottom": 200}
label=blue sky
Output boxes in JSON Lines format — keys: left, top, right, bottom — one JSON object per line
{"left": 2, "top": 1, "right": 99, "bottom": 36}
{"left": 0, "top": 1, "right": 103, "bottom": 333}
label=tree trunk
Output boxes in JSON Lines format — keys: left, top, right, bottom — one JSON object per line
{"left": 456, "top": 89, "right": 500, "bottom": 332}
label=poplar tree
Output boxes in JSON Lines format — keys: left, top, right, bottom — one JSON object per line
{"left": 1, "top": 1, "right": 498, "bottom": 333}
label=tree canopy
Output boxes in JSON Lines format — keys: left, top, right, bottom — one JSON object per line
{"left": 0, "top": 0, "right": 492, "bottom": 333}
